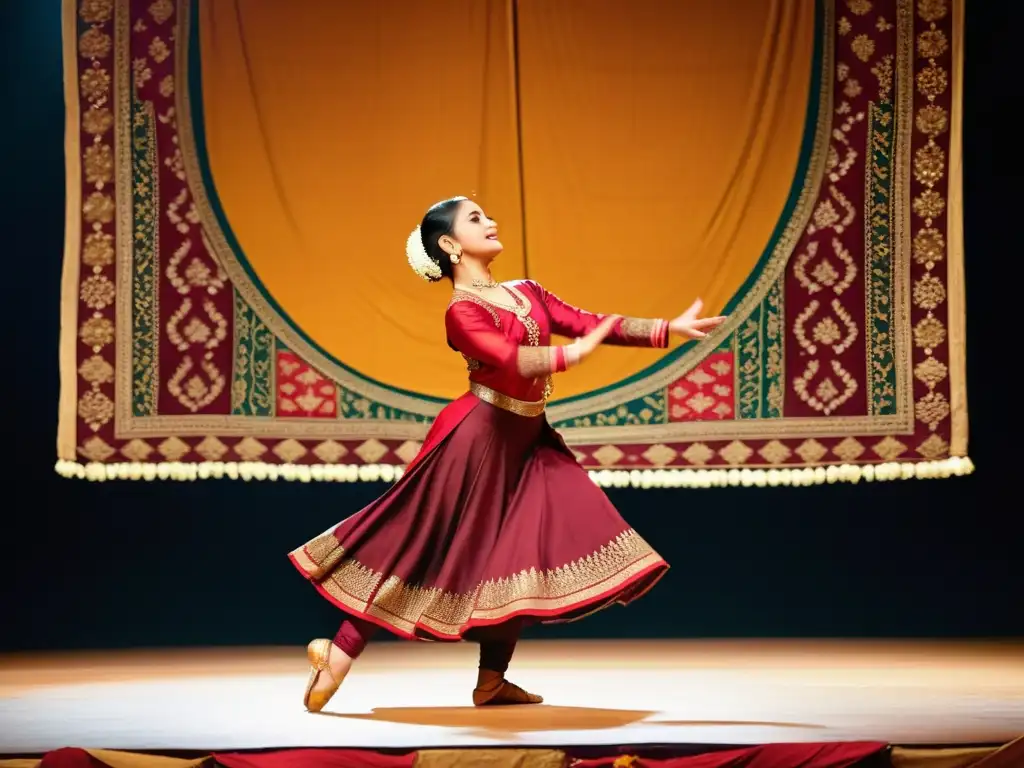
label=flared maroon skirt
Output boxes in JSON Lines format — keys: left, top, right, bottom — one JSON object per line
{"left": 288, "top": 396, "right": 668, "bottom": 641}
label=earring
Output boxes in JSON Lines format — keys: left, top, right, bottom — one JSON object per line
{"left": 450, "top": 251, "right": 461, "bottom": 265}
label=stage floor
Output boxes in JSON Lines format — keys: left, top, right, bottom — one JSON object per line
{"left": 1, "top": 640, "right": 1022, "bottom": 754}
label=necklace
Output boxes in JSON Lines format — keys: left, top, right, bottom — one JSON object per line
{"left": 471, "top": 276, "right": 499, "bottom": 289}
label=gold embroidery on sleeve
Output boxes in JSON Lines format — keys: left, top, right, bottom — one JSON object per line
{"left": 517, "top": 346, "right": 553, "bottom": 378}
{"left": 614, "top": 315, "right": 663, "bottom": 346}
{"left": 620, "top": 317, "right": 660, "bottom": 341}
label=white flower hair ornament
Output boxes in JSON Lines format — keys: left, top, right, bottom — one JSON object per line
{"left": 406, "top": 226, "right": 443, "bottom": 282}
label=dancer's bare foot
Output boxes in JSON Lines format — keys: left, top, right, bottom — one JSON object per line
{"left": 473, "top": 668, "right": 543, "bottom": 706}
{"left": 303, "top": 638, "right": 354, "bottom": 712}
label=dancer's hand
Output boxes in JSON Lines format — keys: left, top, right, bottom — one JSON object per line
{"left": 578, "top": 314, "right": 621, "bottom": 356}
{"left": 567, "top": 315, "right": 621, "bottom": 365}
{"left": 669, "top": 299, "right": 726, "bottom": 339}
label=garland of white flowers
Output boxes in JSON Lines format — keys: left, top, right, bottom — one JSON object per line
{"left": 54, "top": 456, "right": 973, "bottom": 485}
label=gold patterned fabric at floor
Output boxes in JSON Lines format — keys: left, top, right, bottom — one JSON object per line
{"left": 56, "top": 0, "right": 970, "bottom": 486}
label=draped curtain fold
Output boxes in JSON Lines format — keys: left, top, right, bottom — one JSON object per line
{"left": 199, "top": 0, "right": 814, "bottom": 399}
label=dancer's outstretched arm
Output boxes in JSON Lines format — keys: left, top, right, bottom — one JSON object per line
{"left": 523, "top": 281, "right": 726, "bottom": 346}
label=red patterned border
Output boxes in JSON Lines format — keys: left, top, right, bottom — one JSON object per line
{"left": 69, "top": 0, "right": 119, "bottom": 464}
{"left": 138, "top": 0, "right": 235, "bottom": 418}
{"left": 908, "top": 0, "right": 956, "bottom": 460}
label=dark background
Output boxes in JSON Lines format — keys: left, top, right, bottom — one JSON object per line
{"left": 4, "top": 2, "right": 1017, "bottom": 653}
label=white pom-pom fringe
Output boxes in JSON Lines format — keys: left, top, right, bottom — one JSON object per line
{"left": 54, "top": 457, "right": 973, "bottom": 487}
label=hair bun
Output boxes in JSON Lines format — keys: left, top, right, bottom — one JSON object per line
{"left": 406, "top": 226, "right": 443, "bottom": 282}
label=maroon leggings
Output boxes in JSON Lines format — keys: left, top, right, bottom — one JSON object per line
{"left": 333, "top": 615, "right": 523, "bottom": 675}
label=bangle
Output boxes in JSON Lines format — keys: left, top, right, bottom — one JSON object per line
{"left": 552, "top": 346, "right": 567, "bottom": 373}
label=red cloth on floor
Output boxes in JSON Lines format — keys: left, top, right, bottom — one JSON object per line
{"left": 569, "top": 742, "right": 888, "bottom": 767}
{"left": 215, "top": 749, "right": 414, "bottom": 768}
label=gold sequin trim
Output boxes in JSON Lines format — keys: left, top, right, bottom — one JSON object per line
{"left": 470, "top": 381, "right": 546, "bottom": 417}
{"left": 292, "top": 528, "right": 663, "bottom": 637}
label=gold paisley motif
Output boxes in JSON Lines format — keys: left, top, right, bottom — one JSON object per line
{"left": 79, "top": 316, "right": 114, "bottom": 349}
{"left": 83, "top": 192, "right": 114, "bottom": 224}
{"left": 915, "top": 104, "right": 949, "bottom": 137}
{"left": 830, "top": 299, "right": 859, "bottom": 355}
{"left": 872, "top": 55, "right": 894, "bottom": 99}
{"left": 915, "top": 64, "right": 948, "bottom": 99}
{"left": 912, "top": 274, "right": 946, "bottom": 310}
{"left": 793, "top": 242, "right": 824, "bottom": 294}
{"left": 80, "top": 67, "right": 111, "bottom": 103}
{"left": 167, "top": 356, "right": 227, "bottom": 413}
{"left": 913, "top": 316, "right": 946, "bottom": 351}
{"left": 79, "top": 28, "right": 112, "bottom": 60}
{"left": 78, "top": 389, "right": 114, "bottom": 431}
{"left": 148, "top": 37, "right": 171, "bottom": 64}
{"left": 149, "top": 0, "right": 174, "bottom": 24}
{"left": 913, "top": 357, "right": 948, "bottom": 390}
{"left": 133, "top": 58, "right": 152, "bottom": 90}
{"left": 916, "top": 0, "right": 948, "bottom": 23}
{"left": 793, "top": 301, "right": 821, "bottom": 354}
{"left": 80, "top": 275, "right": 115, "bottom": 310}
{"left": 166, "top": 298, "right": 228, "bottom": 352}
{"left": 79, "top": 0, "right": 113, "bottom": 24}
{"left": 78, "top": 355, "right": 114, "bottom": 386}
{"left": 812, "top": 317, "right": 842, "bottom": 346}
{"left": 792, "top": 360, "right": 859, "bottom": 416}
{"left": 912, "top": 227, "right": 945, "bottom": 265}
{"left": 82, "top": 232, "right": 114, "bottom": 267}
{"left": 917, "top": 29, "right": 949, "bottom": 59}
{"left": 915, "top": 391, "right": 950, "bottom": 431}
{"left": 912, "top": 189, "right": 945, "bottom": 221}
{"left": 809, "top": 183, "right": 858, "bottom": 236}
{"left": 83, "top": 143, "right": 113, "bottom": 186}
{"left": 851, "top": 34, "right": 875, "bottom": 62}
{"left": 166, "top": 188, "right": 195, "bottom": 234}
{"left": 83, "top": 107, "right": 114, "bottom": 136}
{"left": 829, "top": 237, "right": 857, "bottom": 294}
{"left": 913, "top": 143, "right": 945, "bottom": 185}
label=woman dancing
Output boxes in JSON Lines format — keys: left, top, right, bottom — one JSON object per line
{"left": 290, "top": 196, "right": 726, "bottom": 712}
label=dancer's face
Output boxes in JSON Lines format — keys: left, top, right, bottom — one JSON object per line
{"left": 447, "top": 201, "right": 502, "bottom": 260}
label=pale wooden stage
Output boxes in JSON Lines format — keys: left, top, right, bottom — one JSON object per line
{"left": 1, "top": 640, "right": 1022, "bottom": 754}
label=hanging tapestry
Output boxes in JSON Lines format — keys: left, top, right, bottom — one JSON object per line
{"left": 57, "top": 0, "right": 970, "bottom": 486}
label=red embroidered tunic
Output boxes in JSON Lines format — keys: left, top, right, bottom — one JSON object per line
{"left": 444, "top": 280, "right": 670, "bottom": 405}
{"left": 289, "top": 279, "right": 672, "bottom": 642}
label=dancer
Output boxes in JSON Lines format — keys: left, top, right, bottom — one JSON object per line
{"left": 290, "top": 196, "right": 726, "bottom": 712}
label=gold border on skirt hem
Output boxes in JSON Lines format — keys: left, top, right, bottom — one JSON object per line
{"left": 291, "top": 528, "right": 665, "bottom": 637}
